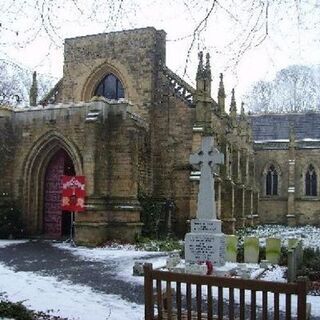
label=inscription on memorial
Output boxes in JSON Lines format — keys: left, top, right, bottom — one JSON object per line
{"left": 185, "top": 233, "right": 225, "bottom": 265}
{"left": 191, "top": 219, "right": 221, "bottom": 233}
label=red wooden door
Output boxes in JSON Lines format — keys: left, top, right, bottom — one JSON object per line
{"left": 43, "top": 150, "right": 65, "bottom": 237}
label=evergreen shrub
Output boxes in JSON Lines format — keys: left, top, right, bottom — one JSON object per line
{"left": 0, "top": 197, "right": 24, "bottom": 239}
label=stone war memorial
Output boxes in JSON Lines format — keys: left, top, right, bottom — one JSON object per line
{"left": 185, "top": 136, "right": 225, "bottom": 268}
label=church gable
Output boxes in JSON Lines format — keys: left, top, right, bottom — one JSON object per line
{"left": 61, "top": 27, "right": 166, "bottom": 120}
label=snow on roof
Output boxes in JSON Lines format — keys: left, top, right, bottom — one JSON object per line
{"left": 254, "top": 139, "right": 289, "bottom": 144}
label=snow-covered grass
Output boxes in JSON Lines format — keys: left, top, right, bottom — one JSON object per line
{"left": 237, "top": 224, "right": 320, "bottom": 249}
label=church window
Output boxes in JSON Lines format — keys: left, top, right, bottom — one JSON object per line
{"left": 305, "top": 164, "right": 317, "bottom": 196}
{"left": 266, "top": 164, "right": 278, "bottom": 195}
{"left": 94, "top": 74, "right": 124, "bottom": 100}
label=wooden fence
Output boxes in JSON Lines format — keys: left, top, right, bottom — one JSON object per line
{"left": 144, "top": 263, "right": 308, "bottom": 320}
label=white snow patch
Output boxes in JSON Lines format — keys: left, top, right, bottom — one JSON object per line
{"left": 0, "top": 239, "right": 28, "bottom": 248}
{"left": 260, "top": 265, "right": 286, "bottom": 282}
{"left": 254, "top": 139, "right": 289, "bottom": 143}
{"left": 0, "top": 262, "right": 144, "bottom": 320}
{"left": 297, "top": 138, "right": 320, "bottom": 142}
{"left": 52, "top": 242, "right": 169, "bottom": 285}
{"left": 53, "top": 242, "right": 167, "bottom": 261}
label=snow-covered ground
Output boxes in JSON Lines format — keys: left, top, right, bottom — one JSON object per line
{"left": 1, "top": 226, "right": 320, "bottom": 319}
{"left": 239, "top": 224, "right": 320, "bottom": 249}
{"left": 0, "top": 239, "right": 28, "bottom": 248}
{"left": 52, "top": 242, "right": 168, "bottom": 285}
{"left": 0, "top": 240, "right": 168, "bottom": 319}
{"left": 0, "top": 262, "right": 143, "bottom": 320}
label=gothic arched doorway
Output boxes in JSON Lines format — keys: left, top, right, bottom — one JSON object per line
{"left": 43, "top": 149, "right": 75, "bottom": 238}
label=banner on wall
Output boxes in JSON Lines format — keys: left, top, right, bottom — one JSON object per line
{"left": 61, "top": 176, "right": 86, "bottom": 212}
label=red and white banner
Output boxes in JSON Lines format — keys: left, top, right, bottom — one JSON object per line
{"left": 61, "top": 176, "right": 86, "bottom": 212}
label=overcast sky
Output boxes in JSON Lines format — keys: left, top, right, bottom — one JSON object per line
{"left": 1, "top": 0, "right": 319, "bottom": 104}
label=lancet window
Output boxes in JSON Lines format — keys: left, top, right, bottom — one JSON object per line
{"left": 94, "top": 74, "right": 124, "bottom": 100}
{"left": 305, "top": 164, "right": 317, "bottom": 196}
{"left": 266, "top": 164, "right": 278, "bottom": 196}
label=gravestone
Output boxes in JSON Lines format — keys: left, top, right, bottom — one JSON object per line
{"left": 226, "top": 235, "right": 238, "bottom": 262}
{"left": 166, "top": 252, "right": 181, "bottom": 270}
{"left": 185, "top": 263, "right": 207, "bottom": 275}
{"left": 133, "top": 261, "right": 145, "bottom": 276}
{"left": 185, "top": 136, "right": 225, "bottom": 267}
{"left": 266, "top": 238, "right": 281, "bottom": 264}
{"left": 244, "top": 237, "right": 259, "bottom": 263}
{"left": 288, "top": 238, "right": 299, "bottom": 250}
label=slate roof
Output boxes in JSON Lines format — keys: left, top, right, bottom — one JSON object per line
{"left": 249, "top": 112, "right": 320, "bottom": 141}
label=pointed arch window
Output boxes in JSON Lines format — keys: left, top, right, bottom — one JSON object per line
{"left": 94, "top": 74, "right": 124, "bottom": 100}
{"left": 266, "top": 164, "right": 278, "bottom": 195}
{"left": 306, "top": 164, "right": 317, "bottom": 196}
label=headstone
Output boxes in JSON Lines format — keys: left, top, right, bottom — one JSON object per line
{"left": 288, "top": 238, "right": 299, "bottom": 250}
{"left": 133, "top": 261, "right": 145, "bottom": 276}
{"left": 185, "top": 263, "right": 207, "bottom": 275}
{"left": 266, "top": 238, "right": 281, "bottom": 264}
{"left": 237, "top": 264, "right": 250, "bottom": 279}
{"left": 296, "top": 240, "right": 303, "bottom": 266}
{"left": 226, "top": 235, "right": 238, "bottom": 262}
{"left": 185, "top": 136, "right": 225, "bottom": 267}
{"left": 166, "top": 252, "right": 181, "bottom": 270}
{"left": 260, "top": 260, "right": 270, "bottom": 268}
{"left": 287, "top": 249, "right": 296, "bottom": 282}
{"left": 244, "top": 237, "right": 259, "bottom": 263}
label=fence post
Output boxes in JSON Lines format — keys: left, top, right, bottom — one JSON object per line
{"left": 296, "top": 279, "right": 307, "bottom": 320}
{"left": 144, "top": 263, "right": 154, "bottom": 320}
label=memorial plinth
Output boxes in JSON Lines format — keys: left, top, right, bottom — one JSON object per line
{"left": 185, "top": 136, "right": 226, "bottom": 267}
{"left": 185, "top": 219, "right": 225, "bottom": 266}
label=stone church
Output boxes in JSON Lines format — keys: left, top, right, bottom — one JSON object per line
{"left": 250, "top": 113, "right": 320, "bottom": 226}
{"left": 0, "top": 27, "right": 316, "bottom": 245}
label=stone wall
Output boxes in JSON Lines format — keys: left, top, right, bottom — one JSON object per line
{"left": 0, "top": 101, "right": 147, "bottom": 244}
{"left": 0, "top": 113, "right": 16, "bottom": 196}
{"left": 255, "top": 142, "right": 320, "bottom": 225}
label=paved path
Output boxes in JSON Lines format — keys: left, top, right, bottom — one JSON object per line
{"left": 0, "top": 240, "right": 148, "bottom": 304}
